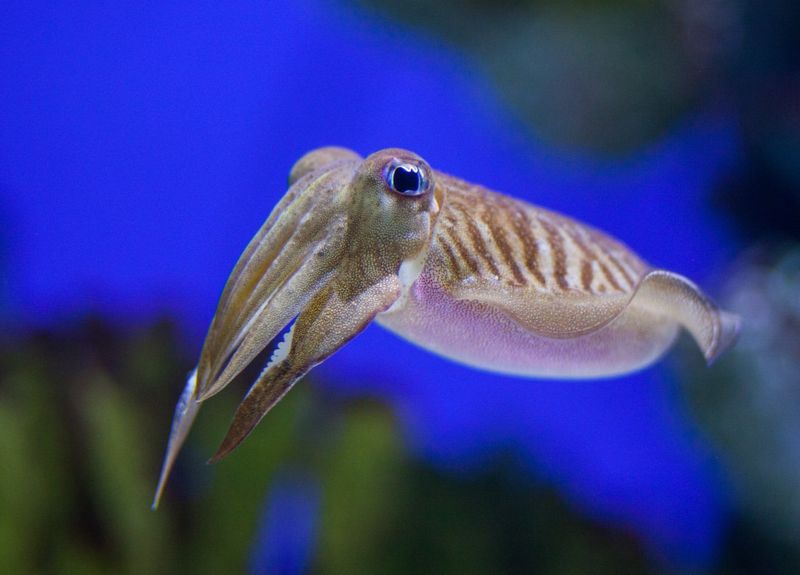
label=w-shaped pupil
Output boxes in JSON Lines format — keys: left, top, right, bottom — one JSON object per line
{"left": 392, "top": 165, "right": 421, "bottom": 194}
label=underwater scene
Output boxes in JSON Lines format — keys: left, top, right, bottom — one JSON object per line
{"left": 1, "top": 1, "right": 799, "bottom": 573}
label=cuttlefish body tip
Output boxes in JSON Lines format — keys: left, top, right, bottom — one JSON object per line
{"left": 706, "top": 310, "right": 741, "bottom": 365}
{"left": 153, "top": 146, "right": 739, "bottom": 503}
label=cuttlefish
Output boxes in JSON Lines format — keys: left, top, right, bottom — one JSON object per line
{"left": 153, "top": 146, "right": 739, "bottom": 507}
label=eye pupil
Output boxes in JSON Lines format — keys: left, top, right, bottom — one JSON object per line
{"left": 389, "top": 164, "right": 425, "bottom": 195}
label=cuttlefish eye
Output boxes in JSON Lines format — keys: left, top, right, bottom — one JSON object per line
{"left": 384, "top": 159, "right": 430, "bottom": 197}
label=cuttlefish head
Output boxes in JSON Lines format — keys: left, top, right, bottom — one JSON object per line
{"left": 199, "top": 146, "right": 443, "bottom": 403}
{"left": 153, "top": 147, "right": 442, "bottom": 506}
{"left": 319, "top": 147, "right": 443, "bottom": 268}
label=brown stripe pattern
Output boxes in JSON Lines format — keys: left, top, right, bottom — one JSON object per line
{"left": 431, "top": 173, "right": 647, "bottom": 295}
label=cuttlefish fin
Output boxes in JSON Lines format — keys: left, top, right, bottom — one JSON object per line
{"left": 630, "top": 270, "right": 740, "bottom": 363}
{"left": 152, "top": 368, "right": 201, "bottom": 509}
{"left": 209, "top": 274, "right": 401, "bottom": 463}
{"left": 453, "top": 269, "right": 739, "bottom": 363}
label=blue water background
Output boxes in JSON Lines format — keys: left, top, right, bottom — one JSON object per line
{"left": 0, "top": 0, "right": 742, "bottom": 567}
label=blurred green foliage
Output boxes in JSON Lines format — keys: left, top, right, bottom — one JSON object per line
{"left": 0, "top": 318, "right": 665, "bottom": 574}
{"left": 3, "top": 299, "right": 799, "bottom": 573}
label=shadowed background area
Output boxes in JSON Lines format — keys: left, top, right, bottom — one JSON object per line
{"left": 1, "top": 0, "right": 799, "bottom": 573}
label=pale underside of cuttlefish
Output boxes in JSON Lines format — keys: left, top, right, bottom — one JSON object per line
{"left": 152, "top": 146, "right": 740, "bottom": 507}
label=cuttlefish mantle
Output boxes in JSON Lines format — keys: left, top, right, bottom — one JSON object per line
{"left": 152, "top": 146, "right": 740, "bottom": 507}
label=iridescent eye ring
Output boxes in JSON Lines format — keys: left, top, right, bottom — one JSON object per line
{"left": 384, "top": 159, "right": 429, "bottom": 196}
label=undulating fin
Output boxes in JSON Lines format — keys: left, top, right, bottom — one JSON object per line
{"left": 450, "top": 269, "right": 739, "bottom": 362}
{"left": 449, "top": 283, "right": 633, "bottom": 339}
{"left": 629, "top": 270, "right": 740, "bottom": 363}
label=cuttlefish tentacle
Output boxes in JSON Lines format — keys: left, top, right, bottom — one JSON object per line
{"left": 153, "top": 146, "right": 739, "bottom": 507}
{"left": 152, "top": 368, "right": 199, "bottom": 509}
{"left": 209, "top": 273, "right": 401, "bottom": 462}
{"left": 197, "top": 150, "right": 361, "bottom": 400}
{"left": 154, "top": 148, "right": 364, "bottom": 508}
{"left": 153, "top": 147, "right": 439, "bottom": 507}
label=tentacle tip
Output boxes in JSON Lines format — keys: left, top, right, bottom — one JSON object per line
{"left": 151, "top": 479, "right": 164, "bottom": 510}
{"left": 704, "top": 311, "right": 741, "bottom": 365}
{"left": 151, "top": 446, "right": 179, "bottom": 509}
{"left": 195, "top": 375, "right": 226, "bottom": 403}
{"left": 206, "top": 448, "right": 224, "bottom": 465}
{"left": 196, "top": 387, "right": 216, "bottom": 403}
{"left": 151, "top": 369, "right": 201, "bottom": 510}
{"left": 207, "top": 440, "right": 237, "bottom": 465}
{"left": 151, "top": 469, "right": 172, "bottom": 509}
{"left": 207, "top": 419, "right": 253, "bottom": 465}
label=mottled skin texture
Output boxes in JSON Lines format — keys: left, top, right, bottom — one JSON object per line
{"left": 153, "top": 147, "right": 739, "bottom": 507}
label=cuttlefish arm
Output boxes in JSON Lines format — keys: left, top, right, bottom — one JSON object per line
{"left": 154, "top": 146, "right": 739, "bottom": 506}
{"left": 209, "top": 272, "right": 401, "bottom": 462}
{"left": 153, "top": 147, "right": 440, "bottom": 507}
